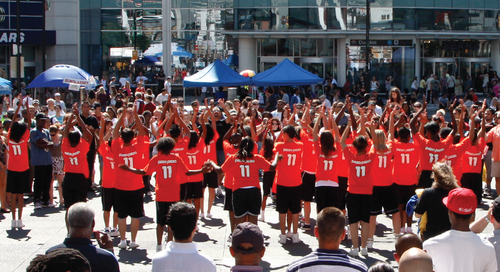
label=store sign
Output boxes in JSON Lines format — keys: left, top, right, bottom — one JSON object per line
{"left": 0, "top": 30, "right": 55, "bottom": 45}
{"left": 350, "top": 40, "right": 413, "bottom": 46}
{"left": 442, "top": 40, "right": 480, "bottom": 51}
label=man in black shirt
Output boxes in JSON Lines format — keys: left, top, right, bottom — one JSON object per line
{"left": 80, "top": 101, "right": 99, "bottom": 190}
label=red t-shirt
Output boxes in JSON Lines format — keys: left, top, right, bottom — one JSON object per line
{"left": 274, "top": 141, "right": 304, "bottom": 187}
{"left": 112, "top": 137, "right": 145, "bottom": 191}
{"left": 344, "top": 148, "right": 375, "bottom": 195}
{"left": 222, "top": 140, "right": 258, "bottom": 189}
{"left": 145, "top": 153, "right": 189, "bottom": 202}
{"left": 337, "top": 136, "right": 354, "bottom": 177}
{"left": 445, "top": 137, "right": 469, "bottom": 182}
{"left": 7, "top": 129, "right": 30, "bottom": 172}
{"left": 171, "top": 137, "right": 189, "bottom": 184}
{"left": 62, "top": 138, "right": 90, "bottom": 178}
{"left": 391, "top": 139, "right": 420, "bottom": 186}
{"left": 314, "top": 141, "right": 340, "bottom": 183}
{"left": 203, "top": 130, "right": 219, "bottom": 163}
{"left": 414, "top": 132, "right": 452, "bottom": 171}
{"left": 371, "top": 145, "right": 394, "bottom": 187}
{"left": 461, "top": 138, "right": 486, "bottom": 174}
{"left": 300, "top": 131, "right": 317, "bottom": 173}
{"left": 222, "top": 154, "right": 270, "bottom": 190}
{"left": 185, "top": 141, "right": 206, "bottom": 182}
{"left": 98, "top": 143, "right": 115, "bottom": 188}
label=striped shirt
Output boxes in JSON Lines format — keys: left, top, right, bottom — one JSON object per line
{"left": 287, "top": 249, "right": 368, "bottom": 272}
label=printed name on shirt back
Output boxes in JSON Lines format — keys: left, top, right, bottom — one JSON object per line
{"left": 424, "top": 147, "right": 444, "bottom": 152}
{"left": 158, "top": 160, "right": 177, "bottom": 164}
{"left": 119, "top": 151, "right": 138, "bottom": 157}
{"left": 235, "top": 159, "right": 255, "bottom": 163}
{"left": 351, "top": 159, "right": 371, "bottom": 165}
{"left": 282, "top": 148, "right": 302, "bottom": 152}
{"left": 64, "top": 151, "right": 81, "bottom": 156}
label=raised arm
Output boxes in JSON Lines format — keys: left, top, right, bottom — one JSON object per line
{"left": 331, "top": 117, "right": 341, "bottom": 143}
{"left": 191, "top": 108, "right": 199, "bottom": 133}
{"left": 133, "top": 105, "right": 145, "bottom": 137}
{"left": 113, "top": 106, "right": 126, "bottom": 140}
{"left": 218, "top": 99, "right": 232, "bottom": 124}
{"left": 312, "top": 109, "right": 323, "bottom": 142}
{"left": 340, "top": 117, "right": 352, "bottom": 150}
{"left": 74, "top": 107, "right": 92, "bottom": 143}
{"left": 388, "top": 107, "right": 397, "bottom": 141}
{"left": 12, "top": 98, "right": 23, "bottom": 123}
{"left": 410, "top": 97, "right": 427, "bottom": 135}
{"left": 62, "top": 113, "right": 75, "bottom": 139}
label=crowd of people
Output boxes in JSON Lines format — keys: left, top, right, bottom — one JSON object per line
{"left": 5, "top": 81, "right": 500, "bottom": 271}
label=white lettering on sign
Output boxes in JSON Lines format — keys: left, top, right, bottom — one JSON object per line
{"left": 0, "top": 32, "right": 25, "bottom": 43}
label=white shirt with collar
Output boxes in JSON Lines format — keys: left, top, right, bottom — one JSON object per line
{"left": 152, "top": 241, "right": 216, "bottom": 272}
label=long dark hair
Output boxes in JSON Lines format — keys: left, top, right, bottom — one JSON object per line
{"left": 236, "top": 136, "right": 254, "bottom": 161}
{"left": 188, "top": 130, "right": 199, "bottom": 150}
{"left": 204, "top": 123, "right": 215, "bottom": 145}
{"left": 9, "top": 121, "right": 27, "bottom": 143}
{"left": 320, "top": 131, "right": 336, "bottom": 157}
{"left": 262, "top": 136, "right": 275, "bottom": 161}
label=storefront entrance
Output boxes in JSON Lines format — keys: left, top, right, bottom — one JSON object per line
{"left": 423, "top": 58, "right": 490, "bottom": 90}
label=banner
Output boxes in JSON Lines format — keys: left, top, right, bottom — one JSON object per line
{"left": 63, "top": 78, "right": 89, "bottom": 85}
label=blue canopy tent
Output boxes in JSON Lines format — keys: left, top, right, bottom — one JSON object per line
{"left": 251, "top": 58, "right": 323, "bottom": 86}
{"left": 223, "top": 54, "right": 239, "bottom": 67}
{"left": 26, "top": 64, "right": 95, "bottom": 89}
{"left": 134, "top": 56, "right": 161, "bottom": 66}
{"left": 0, "top": 77, "right": 12, "bottom": 94}
{"left": 183, "top": 59, "right": 252, "bottom": 100}
{"left": 155, "top": 46, "right": 193, "bottom": 58}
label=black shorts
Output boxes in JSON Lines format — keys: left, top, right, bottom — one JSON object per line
{"left": 418, "top": 170, "right": 433, "bottom": 188}
{"left": 232, "top": 187, "right": 261, "bottom": 218}
{"left": 315, "top": 186, "right": 340, "bottom": 213}
{"left": 337, "top": 176, "right": 348, "bottom": 210}
{"left": 300, "top": 172, "right": 316, "bottom": 202}
{"left": 202, "top": 171, "right": 218, "bottom": 188}
{"left": 370, "top": 185, "right": 399, "bottom": 215}
{"left": 101, "top": 187, "right": 116, "bottom": 212}
{"left": 262, "top": 171, "right": 276, "bottom": 196}
{"left": 156, "top": 201, "right": 176, "bottom": 226}
{"left": 180, "top": 181, "right": 203, "bottom": 201}
{"left": 460, "top": 173, "right": 482, "bottom": 205}
{"left": 6, "top": 169, "right": 31, "bottom": 194}
{"left": 62, "top": 173, "right": 88, "bottom": 209}
{"left": 224, "top": 187, "right": 233, "bottom": 211}
{"left": 276, "top": 185, "right": 301, "bottom": 214}
{"left": 115, "top": 189, "right": 145, "bottom": 219}
{"left": 346, "top": 192, "right": 372, "bottom": 224}
{"left": 394, "top": 184, "right": 417, "bottom": 206}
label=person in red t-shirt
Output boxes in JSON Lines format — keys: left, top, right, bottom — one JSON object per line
{"left": 367, "top": 117, "right": 401, "bottom": 249}
{"left": 274, "top": 125, "right": 304, "bottom": 244}
{"left": 119, "top": 137, "right": 210, "bottom": 252}
{"left": 200, "top": 107, "right": 219, "bottom": 219}
{"left": 410, "top": 97, "right": 455, "bottom": 189}
{"left": 258, "top": 121, "right": 276, "bottom": 222}
{"left": 213, "top": 137, "right": 277, "bottom": 227}
{"left": 312, "top": 108, "right": 342, "bottom": 213}
{"left": 182, "top": 128, "right": 206, "bottom": 217}
{"left": 98, "top": 117, "right": 118, "bottom": 236}
{"left": 341, "top": 105, "right": 375, "bottom": 257}
{"left": 61, "top": 105, "right": 92, "bottom": 209}
{"left": 112, "top": 105, "right": 146, "bottom": 249}
{"left": 6, "top": 101, "right": 30, "bottom": 229}
{"left": 389, "top": 109, "right": 420, "bottom": 234}
{"left": 461, "top": 109, "right": 486, "bottom": 205}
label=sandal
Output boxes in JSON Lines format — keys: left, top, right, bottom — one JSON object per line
{"left": 1, "top": 208, "right": 10, "bottom": 213}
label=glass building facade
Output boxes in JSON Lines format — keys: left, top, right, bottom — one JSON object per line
{"left": 80, "top": 0, "right": 500, "bottom": 90}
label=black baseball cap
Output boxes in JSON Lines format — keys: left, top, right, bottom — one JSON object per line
{"left": 231, "top": 222, "right": 264, "bottom": 255}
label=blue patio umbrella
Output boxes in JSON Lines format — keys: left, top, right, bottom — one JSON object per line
{"left": 26, "top": 64, "right": 94, "bottom": 90}
{"left": 155, "top": 46, "right": 193, "bottom": 58}
{"left": 0, "top": 77, "right": 12, "bottom": 95}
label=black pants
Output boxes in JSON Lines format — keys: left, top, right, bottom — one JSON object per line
{"left": 33, "top": 165, "right": 53, "bottom": 204}
{"left": 62, "top": 173, "right": 88, "bottom": 209}
{"left": 461, "top": 173, "right": 482, "bottom": 205}
{"left": 143, "top": 175, "right": 152, "bottom": 193}
{"left": 86, "top": 148, "right": 96, "bottom": 189}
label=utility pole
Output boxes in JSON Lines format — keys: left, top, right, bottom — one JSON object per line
{"left": 162, "top": 0, "right": 171, "bottom": 78}
{"left": 16, "top": 0, "right": 21, "bottom": 93}
{"left": 365, "top": 0, "right": 371, "bottom": 90}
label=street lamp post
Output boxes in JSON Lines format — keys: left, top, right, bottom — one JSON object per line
{"left": 162, "top": 0, "right": 172, "bottom": 78}
{"left": 365, "top": 0, "right": 372, "bottom": 91}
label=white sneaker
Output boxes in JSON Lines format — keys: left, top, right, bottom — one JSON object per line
{"left": 258, "top": 214, "right": 265, "bottom": 222}
{"left": 360, "top": 247, "right": 368, "bottom": 256}
{"left": 156, "top": 245, "right": 162, "bottom": 252}
{"left": 199, "top": 213, "right": 205, "bottom": 219}
{"left": 406, "top": 227, "right": 413, "bottom": 233}
{"left": 367, "top": 238, "right": 374, "bottom": 249}
{"left": 292, "top": 233, "right": 301, "bottom": 243}
{"left": 118, "top": 240, "right": 128, "bottom": 249}
{"left": 17, "top": 220, "right": 25, "bottom": 228}
{"left": 206, "top": 213, "right": 212, "bottom": 219}
{"left": 401, "top": 227, "right": 406, "bottom": 233}
{"left": 286, "top": 231, "right": 293, "bottom": 238}
{"left": 34, "top": 202, "right": 42, "bottom": 210}
{"left": 278, "top": 234, "right": 287, "bottom": 244}
{"left": 129, "top": 241, "right": 139, "bottom": 249}
{"left": 349, "top": 247, "right": 359, "bottom": 257}
{"left": 109, "top": 228, "right": 119, "bottom": 237}
{"left": 11, "top": 220, "right": 16, "bottom": 228}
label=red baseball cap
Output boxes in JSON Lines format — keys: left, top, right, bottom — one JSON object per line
{"left": 443, "top": 188, "right": 477, "bottom": 215}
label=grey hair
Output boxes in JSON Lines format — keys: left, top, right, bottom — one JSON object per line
{"left": 67, "top": 203, "right": 94, "bottom": 229}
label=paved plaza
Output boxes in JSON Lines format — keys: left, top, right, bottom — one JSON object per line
{"left": 0, "top": 170, "right": 495, "bottom": 272}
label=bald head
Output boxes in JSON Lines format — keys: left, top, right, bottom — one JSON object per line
{"left": 399, "top": 248, "right": 433, "bottom": 272}
{"left": 394, "top": 233, "right": 423, "bottom": 262}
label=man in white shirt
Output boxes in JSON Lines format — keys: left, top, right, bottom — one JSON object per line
{"left": 271, "top": 100, "right": 285, "bottom": 121}
{"left": 152, "top": 202, "right": 216, "bottom": 272}
{"left": 155, "top": 88, "right": 169, "bottom": 106}
{"left": 280, "top": 89, "right": 289, "bottom": 105}
{"left": 135, "top": 72, "right": 148, "bottom": 84}
{"left": 319, "top": 94, "right": 331, "bottom": 109}
{"left": 23, "top": 92, "right": 33, "bottom": 108}
{"left": 164, "top": 76, "right": 172, "bottom": 94}
{"left": 423, "top": 188, "right": 497, "bottom": 272}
